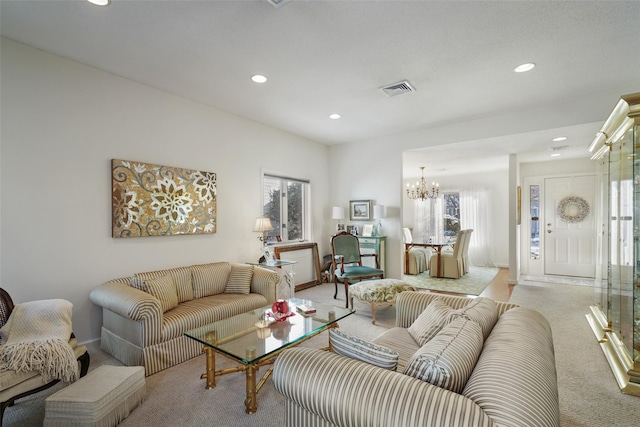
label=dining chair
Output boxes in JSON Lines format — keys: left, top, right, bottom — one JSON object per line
{"left": 331, "top": 231, "right": 384, "bottom": 307}
{"left": 402, "top": 227, "right": 432, "bottom": 275}
{"left": 429, "top": 229, "right": 465, "bottom": 278}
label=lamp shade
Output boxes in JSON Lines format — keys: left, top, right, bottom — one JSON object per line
{"left": 253, "top": 217, "right": 274, "bottom": 233}
{"left": 332, "top": 206, "right": 345, "bottom": 220}
{"left": 373, "top": 205, "right": 385, "bottom": 219}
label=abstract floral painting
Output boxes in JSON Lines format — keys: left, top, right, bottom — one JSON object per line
{"left": 112, "top": 159, "right": 217, "bottom": 238}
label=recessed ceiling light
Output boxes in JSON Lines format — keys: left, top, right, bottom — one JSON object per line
{"left": 552, "top": 136, "right": 567, "bottom": 142}
{"left": 550, "top": 153, "right": 562, "bottom": 157}
{"left": 329, "top": 114, "right": 341, "bottom": 120}
{"left": 514, "top": 62, "right": 536, "bottom": 73}
{"left": 87, "top": 0, "right": 110, "bottom": 5}
{"left": 251, "top": 75, "right": 267, "bottom": 84}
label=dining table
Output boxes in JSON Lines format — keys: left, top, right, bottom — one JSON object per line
{"left": 404, "top": 240, "right": 454, "bottom": 277}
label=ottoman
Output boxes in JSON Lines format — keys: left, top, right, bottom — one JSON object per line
{"left": 44, "top": 366, "right": 146, "bottom": 427}
{"left": 348, "top": 279, "right": 417, "bottom": 324}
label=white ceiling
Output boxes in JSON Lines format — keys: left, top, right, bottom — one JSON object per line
{"left": 2, "top": 0, "right": 639, "bottom": 177}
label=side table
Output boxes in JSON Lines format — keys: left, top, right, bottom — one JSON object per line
{"left": 248, "top": 260, "right": 297, "bottom": 299}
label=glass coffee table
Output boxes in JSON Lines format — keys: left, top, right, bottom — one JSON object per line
{"left": 184, "top": 297, "right": 354, "bottom": 414}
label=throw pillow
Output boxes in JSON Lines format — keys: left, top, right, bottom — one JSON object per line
{"left": 224, "top": 264, "right": 254, "bottom": 294}
{"left": 403, "top": 317, "right": 484, "bottom": 394}
{"left": 329, "top": 329, "right": 399, "bottom": 371}
{"left": 448, "top": 297, "right": 498, "bottom": 340}
{"left": 144, "top": 275, "right": 179, "bottom": 313}
{"left": 130, "top": 275, "right": 146, "bottom": 291}
{"left": 192, "top": 262, "right": 231, "bottom": 298}
{"left": 407, "top": 298, "right": 453, "bottom": 346}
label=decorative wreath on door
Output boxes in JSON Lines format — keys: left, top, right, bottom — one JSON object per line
{"left": 556, "top": 196, "right": 590, "bottom": 223}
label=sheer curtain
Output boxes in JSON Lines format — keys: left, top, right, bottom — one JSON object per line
{"left": 459, "top": 188, "right": 494, "bottom": 267}
{"left": 414, "top": 198, "right": 443, "bottom": 243}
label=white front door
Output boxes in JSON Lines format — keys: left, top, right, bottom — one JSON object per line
{"left": 544, "top": 175, "right": 596, "bottom": 277}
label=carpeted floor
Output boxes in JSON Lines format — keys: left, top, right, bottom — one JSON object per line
{"left": 5, "top": 279, "right": 640, "bottom": 426}
{"left": 402, "top": 266, "right": 499, "bottom": 295}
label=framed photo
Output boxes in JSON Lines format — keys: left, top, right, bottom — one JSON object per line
{"left": 362, "top": 224, "right": 373, "bottom": 237}
{"left": 349, "top": 200, "right": 371, "bottom": 221}
{"left": 337, "top": 223, "right": 346, "bottom": 232}
{"left": 347, "top": 225, "right": 359, "bottom": 236}
{"left": 262, "top": 247, "right": 276, "bottom": 266}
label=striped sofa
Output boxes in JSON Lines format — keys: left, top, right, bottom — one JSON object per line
{"left": 90, "top": 262, "right": 280, "bottom": 376}
{"left": 273, "top": 292, "right": 560, "bottom": 427}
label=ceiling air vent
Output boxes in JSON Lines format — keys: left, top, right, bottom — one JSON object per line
{"left": 266, "top": 0, "right": 292, "bottom": 8}
{"left": 380, "top": 80, "right": 416, "bottom": 97}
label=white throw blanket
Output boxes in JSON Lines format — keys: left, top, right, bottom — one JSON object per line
{"left": 0, "top": 299, "right": 78, "bottom": 383}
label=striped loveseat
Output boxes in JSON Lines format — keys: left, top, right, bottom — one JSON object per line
{"left": 273, "top": 292, "right": 559, "bottom": 427}
{"left": 90, "top": 262, "right": 280, "bottom": 376}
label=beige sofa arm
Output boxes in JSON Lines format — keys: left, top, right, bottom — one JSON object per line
{"left": 250, "top": 266, "right": 280, "bottom": 305}
{"left": 90, "top": 281, "right": 162, "bottom": 322}
{"left": 273, "top": 348, "right": 495, "bottom": 427}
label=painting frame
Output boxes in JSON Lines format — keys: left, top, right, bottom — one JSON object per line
{"left": 349, "top": 199, "right": 372, "bottom": 221}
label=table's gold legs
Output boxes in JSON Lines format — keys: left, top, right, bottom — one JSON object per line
{"left": 203, "top": 346, "right": 216, "bottom": 389}
{"left": 245, "top": 364, "right": 258, "bottom": 414}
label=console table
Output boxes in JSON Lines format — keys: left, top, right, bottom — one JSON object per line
{"left": 358, "top": 236, "right": 386, "bottom": 273}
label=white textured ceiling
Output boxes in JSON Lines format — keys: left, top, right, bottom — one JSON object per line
{"left": 2, "top": 0, "right": 639, "bottom": 175}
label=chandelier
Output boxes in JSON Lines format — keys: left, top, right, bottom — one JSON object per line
{"left": 406, "top": 167, "right": 439, "bottom": 200}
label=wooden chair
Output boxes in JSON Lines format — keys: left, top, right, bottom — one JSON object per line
{"left": 331, "top": 232, "right": 384, "bottom": 308}
{"left": 0, "top": 288, "right": 90, "bottom": 425}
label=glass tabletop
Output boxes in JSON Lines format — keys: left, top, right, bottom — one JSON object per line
{"left": 184, "top": 297, "right": 353, "bottom": 364}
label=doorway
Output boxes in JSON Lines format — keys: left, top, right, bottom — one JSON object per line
{"left": 523, "top": 174, "right": 596, "bottom": 278}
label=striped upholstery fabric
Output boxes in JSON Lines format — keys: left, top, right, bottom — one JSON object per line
{"left": 403, "top": 317, "right": 483, "bottom": 394}
{"left": 224, "top": 263, "right": 254, "bottom": 294}
{"left": 462, "top": 307, "right": 560, "bottom": 427}
{"left": 144, "top": 275, "right": 178, "bottom": 313}
{"left": 372, "top": 327, "right": 421, "bottom": 372}
{"left": 395, "top": 292, "right": 518, "bottom": 328}
{"left": 407, "top": 298, "right": 453, "bottom": 346}
{"left": 273, "top": 347, "right": 496, "bottom": 427}
{"left": 448, "top": 297, "right": 498, "bottom": 340}
{"left": 329, "top": 329, "right": 399, "bottom": 371}
{"left": 250, "top": 266, "right": 280, "bottom": 304}
{"left": 191, "top": 262, "right": 231, "bottom": 298}
{"left": 134, "top": 266, "right": 194, "bottom": 303}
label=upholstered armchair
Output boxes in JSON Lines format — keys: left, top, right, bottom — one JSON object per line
{"left": 429, "top": 230, "right": 466, "bottom": 278}
{"left": 402, "top": 228, "right": 433, "bottom": 275}
{"left": 0, "top": 288, "right": 90, "bottom": 424}
{"left": 331, "top": 232, "right": 384, "bottom": 307}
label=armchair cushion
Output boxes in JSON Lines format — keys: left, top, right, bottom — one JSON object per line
{"left": 224, "top": 264, "right": 254, "bottom": 295}
{"left": 144, "top": 275, "right": 178, "bottom": 313}
{"left": 403, "top": 317, "right": 483, "bottom": 394}
{"left": 408, "top": 298, "right": 453, "bottom": 346}
{"left": 335, "top": 265, "right": 383, "bottom": 279}
{"left": 329, "top": 329, "right": 399, "bottom": 371}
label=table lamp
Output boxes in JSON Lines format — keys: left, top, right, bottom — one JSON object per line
{"left": 253, "top": 217, "right": 274, "bottom": 245}
{"left": 373, "top": 205, "right": 385, "bottom": 236}
{"left": 332, "top": 206, "right": 345, "bottom": 232}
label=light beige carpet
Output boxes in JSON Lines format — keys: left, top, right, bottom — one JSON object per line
{"left": 402, "top": 266, "right": 499, "bottom": 295}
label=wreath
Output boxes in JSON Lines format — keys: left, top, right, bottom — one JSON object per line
{"left": 557, "top": 196, "right": 590, "bottom": 223}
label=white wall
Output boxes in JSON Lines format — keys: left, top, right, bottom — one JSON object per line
{"left": 0, "top": 38, "right": 330, "bottom": 342}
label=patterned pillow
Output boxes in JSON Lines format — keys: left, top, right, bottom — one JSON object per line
{"left": 0, "top": 300, "right": 9, "bottom": 329}
{"left": 144, "top": 275, "right": 178, "bottom": 313}
{"left": 407, "top": 298, "right": 453, "bottom": 346}
{"left": 224, "top": 264, "right": 254, "bottom": 294}
{"left": 403, "top": 317, "right": 484, "bottom": 393}
{"left": 448, "top": 297, "right": 498, "bottom": 339}
{"left": 329, "top": 329, "right": 399, "bottom": 371}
